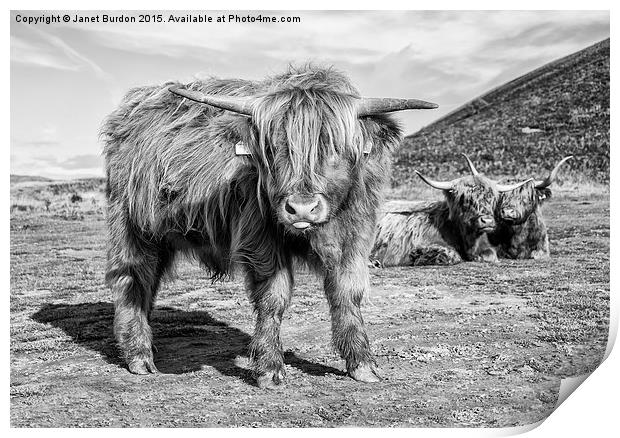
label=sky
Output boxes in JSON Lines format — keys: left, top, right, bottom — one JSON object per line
{"left": 10, "top": 10, "right": 609, "bottom": 179}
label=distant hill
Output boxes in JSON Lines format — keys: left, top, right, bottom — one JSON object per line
{"left": 10, "top": 175, "right": 54, "bottom": 184}
{"left": 10, "top": 176, "right": 106, "bottom": 197}
{"left": 394, "top": 38, "right": 610, "bottom": 184}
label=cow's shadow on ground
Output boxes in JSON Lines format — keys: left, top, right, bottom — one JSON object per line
{"left": 31, "top": 302, "right": 344, "bottom": 385}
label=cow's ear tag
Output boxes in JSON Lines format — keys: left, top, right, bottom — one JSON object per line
{"left": 363, "top": 141, "right": 373, "bottom": 155}
{"left": 235, "top": 141, "right": 251, "bottom": 156}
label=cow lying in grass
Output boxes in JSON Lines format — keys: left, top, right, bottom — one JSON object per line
{"left": 461, "top": 156, "right": 573, "bottom": 260}
{"left": 370, "top": 171, "right": 530, "bottom": 266}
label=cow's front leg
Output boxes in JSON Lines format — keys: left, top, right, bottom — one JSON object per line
{"left": 324, "top": 257, "right": 380, "bottom": 383}
{"left": 247, "top": 266, "right": 293, "bottom": 389}
{"left": 472, "top": 247, "right": 499, "bottom": 263}
{"left": 466, "top": 233, "right": 499, "bottom": 263}
{"left": 530, "top": 228, "right": 550, "bottom": 260}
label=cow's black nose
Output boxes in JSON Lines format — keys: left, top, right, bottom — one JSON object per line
{"left": 285, "top": 196, "right": 319, "bottom": 217}
{"left": 502, "top": 208, "right": 517, "bottom": 219}
{"left": 282, "top": 194, "right": 327, "bottom": 229}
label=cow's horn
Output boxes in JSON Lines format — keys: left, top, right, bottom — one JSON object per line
{"left": 169, "top": 86, "right": 255, "bottom": 116}
{"left": 357, "top": 97, "right": 438, "bottom": 116}
{"left": 461, "top": 153, "right": 480, "bottom": 176}
{"left": 415, "top": 170, "right": 454, "bottom": 191}
{"left": 535, "top": 156, "right": 574, "bottom": 189}
{"left": 497, "top": 178, "right": 534, "bottom": 193}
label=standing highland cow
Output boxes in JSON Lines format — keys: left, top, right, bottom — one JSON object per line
{"left": 101, "top": 66, "right": 437, "bottom": 387}
{"left": 471, "top": 156, "right": 573, "bottom": 259}
{"left": 370, "top": 168, "right": 530, "bottom": 266}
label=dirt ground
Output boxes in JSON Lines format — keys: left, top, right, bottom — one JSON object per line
{"left": 10, "top": 190, "right": 609, "bottom": 427}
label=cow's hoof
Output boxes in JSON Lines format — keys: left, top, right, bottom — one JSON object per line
{"left": 349, "top": 363, "right": 381, "bottom": 383}
{"left": 531, "top": 250, "right": 550, "bottom": 260}
{"left": 128, "top": 356, "right": 159, "bottom": 374}
{"left": 256, "top": 369, "right": 284, "bottom": 389}
{"left": 482, "top": 254, "right": 498, "bottom": 263}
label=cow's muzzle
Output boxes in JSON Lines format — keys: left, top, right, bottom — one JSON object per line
{"left": 476, "top": 215, "right": 496, "bottom": 232}
{"left": 500, "top": 207, "right": 519, "bottom": 223}
{"left": 281, "top": 194, "right": 328, "bottom": 230}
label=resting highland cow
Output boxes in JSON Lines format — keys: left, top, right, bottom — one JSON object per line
{"left": 101, "top": 66, "right": 437, "bottom": 387}
{"left": 370, "top": 165, "right": 530, "bottom": 266}
{"left": 461, "top": 156, "right": 573, "bottom": 259}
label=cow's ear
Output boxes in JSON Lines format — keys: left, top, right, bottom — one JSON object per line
{"left": 209, "top": 114, "right": 254, "bottom": 156}
{"left": 536, "top": 187, "right": 552, "bottom": 202}
{"left": 233, "top": 116, "right": 254, "bottom": 156}
{"left": 358, "top": 114, "right": 401, "bottom": 155}
{"left": 443, "top": 188, "right": 456, "bottom": 201}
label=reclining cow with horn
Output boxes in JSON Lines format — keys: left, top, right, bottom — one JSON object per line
{"left": 462, "top": 155, "right": 573, "bottom": 260}
{"left": 370, "top": 166, "right": 530, "bottom": 266}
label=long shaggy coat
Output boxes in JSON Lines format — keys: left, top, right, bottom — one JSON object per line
{"left": 101, "top": 66, "right": 402, "bottom": 386}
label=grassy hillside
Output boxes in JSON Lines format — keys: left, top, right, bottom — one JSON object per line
{"left": 394, "top": 38, "right": 610, "bottom": 185}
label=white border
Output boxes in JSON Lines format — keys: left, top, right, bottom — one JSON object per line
{"left": 5, "top": 1, "right": 616, "bottom": 436}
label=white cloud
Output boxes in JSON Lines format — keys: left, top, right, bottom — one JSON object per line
{"left": 11, "top": 123, "right": 61, "bottom": 149}
{"left": 11, "top": 24, "right": 109, "bottom": 81}
{"left": 11, "top": 35, "right": 81, "bottom": 71}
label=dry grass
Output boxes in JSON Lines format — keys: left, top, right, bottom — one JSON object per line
{"left": 9, "top": 179, "right": 609, "bottom": 427}
{"left": 10, "top": 179, "right": 106, "bottom": 219}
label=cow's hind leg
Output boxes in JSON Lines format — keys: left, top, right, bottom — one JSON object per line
{"left": 106, "top": 235, "right": 172, "bottom": 374}
{"left": 247, "top": 266, "right": 294, "bottom": 389}
{"left": 410, "top": 245, "right": 462, "bottom": 266}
